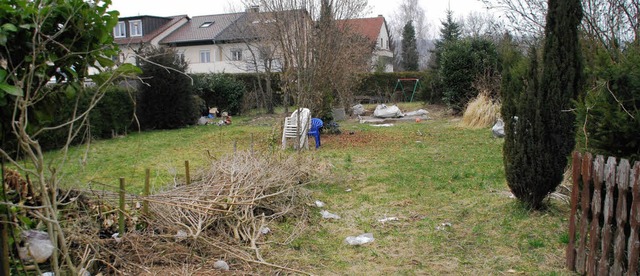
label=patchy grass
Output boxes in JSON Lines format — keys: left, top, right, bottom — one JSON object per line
{"left": 53, "top": 104, "right": 572, "bottom": 274}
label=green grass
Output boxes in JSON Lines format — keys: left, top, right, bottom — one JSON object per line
{"left": 49, "top": 105, "right": 573, "bottom": 274}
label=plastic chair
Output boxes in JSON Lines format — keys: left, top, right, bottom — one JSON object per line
{"left": 308, "top": 118, "right": 323, "bottom": 149}
{"left": 281, "top": 108, "right": 311, "bottom": 149}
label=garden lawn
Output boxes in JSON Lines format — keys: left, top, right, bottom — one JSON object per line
{"left": 54, "top": 105, "right": 572, "bottom": 275}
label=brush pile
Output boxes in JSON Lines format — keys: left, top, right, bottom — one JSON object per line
{"left": 63, "top": 150, "right": 326, "bottom": 274}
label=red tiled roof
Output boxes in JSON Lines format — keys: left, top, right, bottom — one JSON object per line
{"left": 337, "top": 16, "right": 385, "bottom": 44}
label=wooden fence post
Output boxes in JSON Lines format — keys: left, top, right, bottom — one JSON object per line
{"left": 567, "top": 151, "right": 582, "bottom": 270}
{"left": 598, "top": 156, "right": 617, "bottom": 275}
{"left": 185, "top": 161, "right": 190, "bottom": 185}
{"left": 576, "top": 152, "right": 593, "bottom": 274}
{"left": 612, "top": 159, "right": 630, "bottom": 275}
{"left": 143, "top": 168, "right": 150, "bottom": 217}
{"left": 0, "top": 214, "right": 9, "bottom": 276}
{"left": 119, "top": 177, "right": 126, "bottom": 235}
{"left": 627, "top": 162, "right": 640, "bottom": 275}
{"left": 587, "top": 155, "right": 605, "bottom": 275}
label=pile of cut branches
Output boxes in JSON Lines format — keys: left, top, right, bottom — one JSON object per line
{"left": 65, "top": 150, "right": 327, "bottom": 274}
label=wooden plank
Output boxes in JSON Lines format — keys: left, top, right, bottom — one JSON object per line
{"left": 588, "top": 155, "right": 605, "bottom": 275}
{"left": 577, "top": 152, "right": 593, "bottom": 274}
{"left": 612, "top": 159, "right": 630, "bottom": 276}
{"left": 627, "top": 162, "right": 640, "bottom": 276}
{"left": 567, "top": 151, "right": 582, "bottom": 270}
{"left": 598, "top": 156, "right": 617, "bottom": 275}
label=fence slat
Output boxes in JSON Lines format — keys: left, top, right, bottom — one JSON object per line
{"left": 577, "top": 152, "right": 593, "bottom": 274}
{"left": 612, "top": 159, "right": 630, "bottom": 276}
{"left": 627, "top": 162, "right": 640, "bottom": 276}
{"left": 598, "top": 156, "right": 617, "bottom": 275}
{"left": 567, "top": 151, "right": 583, "bottom": 270}
{"left": 588, "top": 155, "right": 605, "bottom": 275}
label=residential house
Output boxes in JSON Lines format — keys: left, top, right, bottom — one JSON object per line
{"left": 112, "top": 9, "right": 390, "bottom": 74}
{"left": 159, "top": 13, "right": 248, "bottom": 73}
{"left": 113, "top": 15, "right": 189, "bottom": 65}
{"left": 337, "top": 15, "right": 394, "bottom": 72}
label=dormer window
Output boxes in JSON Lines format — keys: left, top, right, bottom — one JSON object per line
{"left": 130, "top": 20, "right": 142, "bottom": 37}
{"left": 200, "top": 21, "right": 214, "bottom": 28}
{"left": 113, "top": 22, "right": 126, "bottom": 38}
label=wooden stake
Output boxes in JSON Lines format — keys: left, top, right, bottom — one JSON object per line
{"left": 143, "top": 168, "right": 150, "bottom": 216}
{"left": 0, "top": 214, "right": 9, "bottom": 276}
{"left": 185, "top": 161, "right": 190, "bottom": 185}
{"left": 119, "top": 177, "right": 125, "bottom": 236}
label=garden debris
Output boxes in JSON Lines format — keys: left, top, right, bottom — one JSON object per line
{"left": 377, "top": 216, "right": 399, "bottom": 223}
{"left": 260, "top": 226, "right": 271, "bottom": 235}
{"left": 352, "top": 104, "right": 365, "bottom": 116}
{"left": 374, "top": 104, "right": 404, "bottom": 118}
{"left": 174, "top": 230, "right": 188, "bottom": 241}
{"left": 320, "top": 210, "right": 341, "bottom": 219}
{"left": 345, "top": 188, "right": 352, "bottom": 192}
{"left": 492, "top": 118, "right": 505, "bottom": 138}
{"left": 214, "top": 260, "right": 230, "bottom": 271}
{"left": 345, "top": 233, "right": 374, "bottom": 245}
{"left": 111, "top": 233, "right": 122, "bottom": 243}
{"left": 405, "top": 109, "right": 429, "bottom": 117}
{"left": 436, "top": 222, "right": 452, "bottom": 231}
{"left": 314, "top": 200, "right": 325, "bottom": 207}
{"left": 370, "top": 123, "right": 394, "bottom": 127}
{"left": 18, "top": 230, "right": 54, "bottom": 264}
{"left": 62, "top": 150, "right": 325, "bottom": 274}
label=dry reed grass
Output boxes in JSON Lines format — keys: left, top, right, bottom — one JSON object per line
{"left": 460, "top": 92, "right": 501, "bottom": 129}
{"left": 63, "top": 150, "right": 326, "bottom": 274}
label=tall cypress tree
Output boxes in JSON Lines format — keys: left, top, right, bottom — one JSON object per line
{"left": 401, "top": 20, "right": 419, "bottom": 71}
{"left": 502, "top": 0, "right": 583, "bottom": 209}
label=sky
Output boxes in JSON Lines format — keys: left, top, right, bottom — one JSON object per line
{"left": 109, "top": 0, "right": 492, "bottom": 28}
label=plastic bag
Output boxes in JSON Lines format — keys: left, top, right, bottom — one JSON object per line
{"left": 373, "top": 104, "right": 404, "bottom": 118}
{"left": 320, "top": 210, "right": 341, "bottom": 219}
{"left": 345, "top": 233, "right": 374, "bottom": 245}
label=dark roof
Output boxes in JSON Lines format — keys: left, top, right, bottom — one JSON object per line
{"left": 337, "top": 16, "right": 386, "bottom": 44}
{"left": 160, "top": 13, "right": 244, "bottom": 44}
{"left": 114, "top": 15, "right": 188, "bottom": 45}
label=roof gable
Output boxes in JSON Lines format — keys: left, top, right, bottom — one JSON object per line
{"left": 114, "top": 15, "right": 188, "bottom": 45}
{"left": 337, "top": 16, "right": 386, "bottom": 44}
{"left": 160, "top": 13, "right": 244, "bottom": 45}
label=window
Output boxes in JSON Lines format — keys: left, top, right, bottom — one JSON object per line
{"left": 129, "top": 20, "right": 142, "bottom": 37}
{"left": 200, "top": 50, "right": 211, "bottom": 63}
{"left": 231, "top": 49, "right": 242, "bottom": 61}
{"left": 200, "top": 21, "right": 214, "bottom": 28}
{"left": 113, "top": 22, "right": 126, "bottom": 38}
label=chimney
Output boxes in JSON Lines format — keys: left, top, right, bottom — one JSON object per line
{"left": 246, "top": 5, "right": 260, "bottom": 13}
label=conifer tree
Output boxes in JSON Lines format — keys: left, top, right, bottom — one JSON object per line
{"left": 401, "top": 20, "right": 419, "bottom": 71}
{"left": 502, "top": 0, "right": 583, "bottom": 209}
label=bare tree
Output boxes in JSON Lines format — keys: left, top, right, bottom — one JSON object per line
{"left": 482, "top": 0, "right": 547, "bottom": 37}
{"left": 254, "top": 0, "right": 369, "bottom": 115}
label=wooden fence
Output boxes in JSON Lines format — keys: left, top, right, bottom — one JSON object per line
{"left": 566, "top": 152, "right": 640, "bottom": 275}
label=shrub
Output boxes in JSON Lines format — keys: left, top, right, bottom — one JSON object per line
{"left": 576, "top": 45, "right": 640, "bottom": 161}
{"left": 440, "top": 38, "right": 499, "bottom": 114}
{"left": 137, "top": 47, "right": 197, "bottom": 129}
{"left": 192, "top": 73, "right": 245, "bottom": 115}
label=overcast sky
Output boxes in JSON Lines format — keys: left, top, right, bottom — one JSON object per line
{"left": 109, "top": 0, "right": 492, "bottom": 27}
